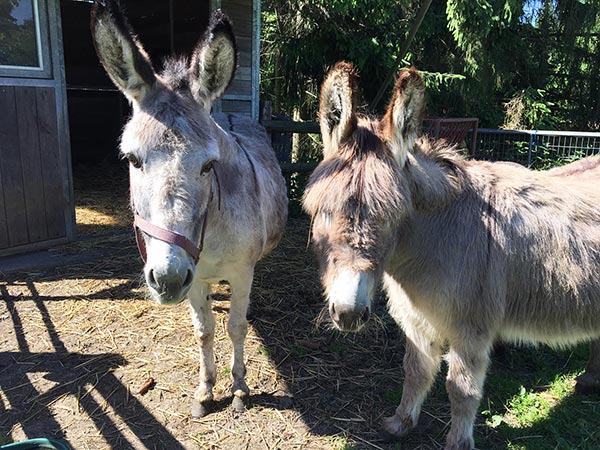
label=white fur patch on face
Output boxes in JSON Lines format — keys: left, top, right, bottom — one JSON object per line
{"left": 328, "top": 269, "right": 373, "bottom": 310}
{"left": 322, "top": 212, "right": 332, "bottom": 230}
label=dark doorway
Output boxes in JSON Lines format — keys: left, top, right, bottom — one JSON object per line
{"left": 60, "top": 0, "right": 211, "bottom": 165}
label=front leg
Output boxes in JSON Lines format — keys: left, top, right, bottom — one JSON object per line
{"left": 188, "top": 281, "right": 215, "bottom": 417}
{"left": 228, "top": 268, "right": 254, "bottom": 412}
{"left": 444, "top": 339, "right": 492, "bottom": 450}
{"left": 382, "top": 330, "right": 443, "bottom": 438}
{"left": 576, "top": 339, "right": 600, "bottom": 394}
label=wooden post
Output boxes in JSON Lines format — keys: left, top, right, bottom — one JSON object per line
{"left": 260, "top": 100, "right": 272, "bottom": 125}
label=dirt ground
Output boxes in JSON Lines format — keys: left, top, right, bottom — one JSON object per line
{"left": 1, "top": 164, "right": 456, "bottom": 450}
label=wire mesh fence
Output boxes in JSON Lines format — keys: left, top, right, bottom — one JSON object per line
{"left": 472, "top": 129, "right": 600, "bottom": 169}
{"left": 264, "top": 119, "right": 600, "bottom": 213}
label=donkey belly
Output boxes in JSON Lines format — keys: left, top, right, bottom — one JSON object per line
{"left": 499, "top": 282, "right": 600, "bottom": 348}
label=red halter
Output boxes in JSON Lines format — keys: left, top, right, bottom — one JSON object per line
{"left": 131, "top": 167, "right": 221, "bottom": 265}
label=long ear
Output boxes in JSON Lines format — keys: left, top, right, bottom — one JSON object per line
{"left": 91, "top": 0, "right": 156, "bottom": 105}
{"left": 189, "top": 11, "right": 237, "bottom": 111}
{"left": 382, "top": 67, "right": 425, "bottom": 166}
{"left": 319, "top": 61, "right": 358, "bottom": 158}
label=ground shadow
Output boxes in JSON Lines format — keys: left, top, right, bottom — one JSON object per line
{"left": 2, "top": 163, "right": 598, "bottom": 449}
{"left": 248, "top": 215, "right": 600, "bottom": 450}
{"left": 0, "top": 280, "right": 186, "bottom": 450}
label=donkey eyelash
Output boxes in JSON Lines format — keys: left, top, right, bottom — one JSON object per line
{"left": 123, "top": 153, "right": 142, "bottom": 169}
{"left": 201, "top": 160, "right": 215, "bottom": 174}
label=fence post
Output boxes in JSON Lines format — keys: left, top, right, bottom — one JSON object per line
{"left": 527, "top": 132, "right": 534, "bottom": 167}
{"left": 470, "top": 119, "right": 479, "bottom": 158}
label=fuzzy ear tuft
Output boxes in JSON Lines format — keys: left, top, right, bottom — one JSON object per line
{"left": 382, "top": 67, "right": 426, "bottom": 166}
{"left": 91, "top": 0, "right": 156, "bottom": 104}
{"left": 319, "top": 61, "right": 358, "bottom": 158}
{"left": 189, "top": 10, "right": 237, "bottom": 110}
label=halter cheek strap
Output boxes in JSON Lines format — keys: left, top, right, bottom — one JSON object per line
{"left": 131, "top": 167, "right": 221, "bottom": 265}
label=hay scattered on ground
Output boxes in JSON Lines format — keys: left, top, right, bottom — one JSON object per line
{"left": 0, "top": 165, "right": 451, "bottom": 450}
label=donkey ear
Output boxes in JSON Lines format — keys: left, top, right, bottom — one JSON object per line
{"left": 319, "top": 62, "right": 358, "bottom": 158}
{"left": 382, "top": 67, "right": 425, "bottom": 166}
{"left": 189, "top": 11, "right": 237, "bottom": 111}
{"left": 91, "top": 0, "right": 156, "bottom": 105}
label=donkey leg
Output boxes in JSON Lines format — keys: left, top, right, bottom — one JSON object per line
{"left": 228, "top": 270, "right": 253, "bottom": 413}
{"left": 444, "top": 340, "right": 492, "bottom": 450}
{"left": 188, "top": 282, "right": 216, "bottom": 417}
{"left": 382, "top": 333, "right": 443, "bottom": 438}
{"left": 575, "top": 339, "right": 600, "bottom": 394}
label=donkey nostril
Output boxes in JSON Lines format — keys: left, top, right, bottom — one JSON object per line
{"left": 183, "top": 269, "right": 194, "bottom": 288}
{"left": 362, "top": 308, "right": 370, "bottom": 323}
{"left": 147, "top": 269, "right": 160, "bottom": 291}
{"left": 329, "top": 303, "right": 339, "bottom": 322}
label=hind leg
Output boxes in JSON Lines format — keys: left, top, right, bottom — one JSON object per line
{"left": 228, "top": 268, "right": 253, "bottom": 412}
{"left": 575, "top": 339, "right": 600, "bottom": 395}
{"left": 382, "top": 330, "right": 443, "bottom": 438}
{"left": 188, "top": 281, "right": 216, "bottom": 417}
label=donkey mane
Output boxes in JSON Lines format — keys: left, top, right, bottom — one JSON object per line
{"left": 159, "top": 57, "right": 192, "bottom": 91}
{"left": 303, "top": 117, "right": 407, "bottom": 222}
{"left": 304, "top": 118, "right": 467, "bottom": 221}
{"left": 405, "top": 138, "right": 467, "bottom": 211}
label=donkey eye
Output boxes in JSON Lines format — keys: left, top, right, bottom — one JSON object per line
{"left": 127, "top": 154, "right": 142, "bottom": 169}
{"left": 201, "top": 160, "right": 214, "bottom": 174}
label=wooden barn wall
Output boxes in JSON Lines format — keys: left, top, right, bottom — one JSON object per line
{"left": 0, "top": 86, "right": 67, "bottom": 251}
{"left": 0, "top": 0, "right": 75, "bottom": 258}
{"left": 216, "top": 0, "right": 257, "bottom": 118}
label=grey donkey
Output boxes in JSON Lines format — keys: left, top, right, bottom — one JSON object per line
{"left": 91, "top": 0, "right": 287, "bottom": 417}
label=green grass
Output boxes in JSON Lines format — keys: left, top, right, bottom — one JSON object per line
{"left": 327, "top": 341, "right": 346, "bottom": 354}
{"left": 373, "top": 344, "right": 600, "bottom": 449}
{"left": 258, "top": 346, "right": 271, "bottom": 358}
{"left": 475, "top": 344, "right": 600, "bottom": 450}
{"left": 326, "top": 435, "right": 351, "bottom": 450}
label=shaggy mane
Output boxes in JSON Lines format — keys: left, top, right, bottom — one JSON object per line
{"left": 303, "top": 117, "right": 406, "bottom": 221}
{"left": 160, "top": 57, "right": 191, "bottom": 91}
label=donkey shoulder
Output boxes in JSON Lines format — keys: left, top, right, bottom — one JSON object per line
{"left": 212, "top": 113, "right": 288, "bottom": 254}
{"left": 212, "top": 113, "right": 271, "bottom": 156}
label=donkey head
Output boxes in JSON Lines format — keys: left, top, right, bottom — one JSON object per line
{"left": 91, "top": 0, "right": 237, "bottom": 304}
{"left": 303, "top": 62, "right": 424, "bottom": 331}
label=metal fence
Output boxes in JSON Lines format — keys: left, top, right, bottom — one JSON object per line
{"left": 263, "top": 120, "right": 600, "bottom": 211}
{"left": 472, "top": 129, "right": 600, "bottom": 169}
{"left": 264, "top": 120, "right": 600, "bottom": 172}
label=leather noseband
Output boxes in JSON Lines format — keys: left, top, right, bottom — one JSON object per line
{"left": 131, "top": 167, "right": 221, "bottom": 265}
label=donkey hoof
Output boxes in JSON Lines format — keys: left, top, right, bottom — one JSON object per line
{"left": 444, "top": 437, "right": 475, "bottom": 450}
{"left": 575, "top": 373, "right": 599, "bottom": 395}
{"left": 191, "top": 399, "right": 213, "bottom": 418}
{"left": 381, "top": 414, "right": 413, "bottom": 440}
{"left": 232, "top": 395, "right": 246, "bottom": 413}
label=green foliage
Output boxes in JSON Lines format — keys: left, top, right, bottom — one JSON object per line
{"left": 262, "top": 0, "right": 600, "bottom": 130}
{"left": 503, "top": 88, "right": 560, "bottom": 130}
{"left": 0, "top": 0, "right": 39, "bottom": 67}
{"left": 475, "top": 344, "right": 600, "bottom": 449}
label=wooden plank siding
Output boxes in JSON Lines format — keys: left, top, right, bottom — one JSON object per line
{"left": 0, "top": 86, "right": 30, "bottom": 248}
{"left": 219, "top": 0, "right": 256, "bottom": 117}
{"left": 16, "top": 87, "right": 48, "bottom": 243}
{"left": 0, "top": 85, "right": 68, "bottom": 254}
{"left": 36, "top": 87, "right": 68, "bottom": 240}
{"left": 0, "top": 138, "right": 8, "bottom": 249}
